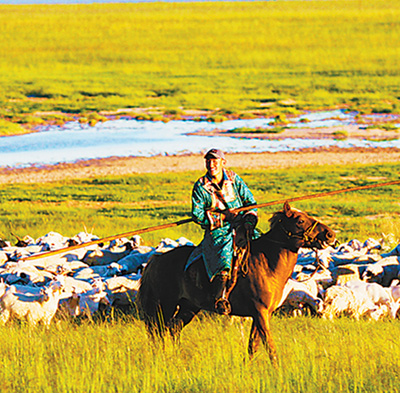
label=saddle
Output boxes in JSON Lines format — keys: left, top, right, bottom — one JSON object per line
{"left": 185, "top": 218, "right": 255, "bottom": 314}
{"left": 224, "top": 222, "right": 252, "bottom": 299}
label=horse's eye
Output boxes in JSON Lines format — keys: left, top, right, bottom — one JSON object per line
{"left": 298, "top": 219, "right": 304, "bottom": 224}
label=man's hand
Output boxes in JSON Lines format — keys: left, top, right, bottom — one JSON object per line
{"left": 243, "top": 212, "right": 258, "bottom": 231}
{"left": 221, "top": 209, "right": 237, "bottom": 222}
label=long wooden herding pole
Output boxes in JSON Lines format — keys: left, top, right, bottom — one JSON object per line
{"left": 21, "top": 179, "right": 400, "bottom": 262}
{"left": 234, "top": 179, "right": 400, "bottom": 213}
{"left": 21, "top": 218, "right": 194, "bottom": 261}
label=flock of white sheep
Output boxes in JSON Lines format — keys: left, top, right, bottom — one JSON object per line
{"left": 0, "top": 230, "right": 399, "bottom": 327}
{"left": 284, "top": 237, "right": 400, "bottom": 320}
{"left": 0, "top": 231, "right": 193, "bottom": 327}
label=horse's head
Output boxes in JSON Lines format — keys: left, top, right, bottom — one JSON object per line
{"left": 269, "top": 201, "right": 336, "bottom": 251}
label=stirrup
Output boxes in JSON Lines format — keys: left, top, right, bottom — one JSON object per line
{"left": 215, "top": 298, "right": 231, "bottom": 315}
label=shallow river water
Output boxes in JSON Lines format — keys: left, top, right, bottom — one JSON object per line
{"left": 1, "top": 110, "right": 399, "bottom": 168}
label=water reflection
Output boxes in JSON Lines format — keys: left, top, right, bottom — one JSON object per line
{"left": 0, "top": 110, "right": 399, "bottom": 168}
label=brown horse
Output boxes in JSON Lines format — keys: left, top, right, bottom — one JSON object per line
{"left": 137, "top": 202, "right": 336, "bottom": 365}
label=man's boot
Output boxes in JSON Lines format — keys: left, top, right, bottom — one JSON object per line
{"left": 211, "top": 271, "right": 231, "bottom": 315}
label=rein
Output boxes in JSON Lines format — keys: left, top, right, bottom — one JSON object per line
{"left": 278, "top": 220, "right": 319, "bottom": 243}
{"left": 275, "top": 218, "right": 328, "bottom": 282}
{"left": 294, "top": 250, "right": 327, "bottom": 283}
{"left": 246, "top": 219, "right": 326, "bottom": 282}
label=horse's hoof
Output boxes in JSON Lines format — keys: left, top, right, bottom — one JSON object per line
{"left": 215, "top": 298, "right": 231, "bottom": 315}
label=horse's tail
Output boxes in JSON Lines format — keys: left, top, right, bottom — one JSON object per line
{"left": 137, "top": 245, "right": 195, "bottom": 337}
{"left": 137, "top": 254, "right": 162, "bottom": 334}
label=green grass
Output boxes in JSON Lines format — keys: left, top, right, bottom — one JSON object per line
{"left": 0, "top": 0, "right": 400, "bottom": 128}
{"left": 0, "top": 314, "right": 399, "bottom": 393}
{"left": 1, "top": 162, "right": 400, "bottom": 247}
{"left": 332, "top": 130, "right": 349, "bottom": 139}
{"left": 0, "top": 119, "right": 28, "bottom": 136}
{"left": 1, "top": 163, "right": 400, "bottom": 391}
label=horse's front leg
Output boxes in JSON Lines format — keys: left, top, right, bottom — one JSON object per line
{"left": 248, "top": 319, "right": 262, "bottom": 358}
{"left": 249, "top": 310, "right": 278, "bottom": 367}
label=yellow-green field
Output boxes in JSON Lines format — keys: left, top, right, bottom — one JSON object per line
{"left": 1, "top": 2, "right": 400, "bottom": 391}
{"left": 0, "top": 313, "right": 399, "bottom": 393}
{"left": 1, "top": 158, "right": 400, "bottom": 392}
{"left": 2, "top": 163, "right": 400, "bottom": 245}
{"left": 0, "top": 0, "right": 400, "bottom": 130}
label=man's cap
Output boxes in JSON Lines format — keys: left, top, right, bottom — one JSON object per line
{"left": 204, "top": 148, "right": 225, "bottom": 160}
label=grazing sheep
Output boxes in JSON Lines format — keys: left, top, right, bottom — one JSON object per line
{"left": 0, "top": 239, "right": 11, "bottom": 249}
{"left": 294, "top": 269, "right": 335, "bottom": 291}
{"left": 344, "top": 280, "right": 400, "bottom": 319}
{"left": 276, "top": 277, "right": 323, "bottom": 316}
{"left": 58, "top": 291, "right": 81, "bottom": 318}
{"left": 4, "top": 264, "right": 55, "bottom": 286}
{"left": 0, "top": 251, "right": 8, "bottom": 265}
{"left": 117, "top": 247, "right": 156, "bottom": 274}
{"left": 83, "top": 247, "right": 132, "bottom": 266}
{"left": 104, "top": 274, "right": 141, "bottom": 293}
{"left": 76, "top": 281, "right": 110, "bottom": 317}
{"left": 36, "top": 232, "right": 70, "bottom": 251}
{"left": 321, "top": 285, "right": 376, "bottom": 320}
{"left": 381, "top": 243, "right": 400, "bottom": 258}
{"left": 361, "top": 257, "right": 400, "bottom": 287}
{"left": 0, "top": 279, "right": 65, "bottom": 327}
{"left": 6, "top": 230, "right": 399, "bottom": 323}
{"left": 333, "top": 263, "right": 368, "bottom": 286}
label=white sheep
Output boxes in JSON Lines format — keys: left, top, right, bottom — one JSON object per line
{"left": 83, "top": 247, "right": 132, "bottom": 266}
{"left": 0, "top": 279, "right": 65, "bottom": 327}
{"left": 277, "top": 277, "right": 323, "bottom": 315}
{"left": 4, "top": 263, "right": 55, "bottom": 286}
{"left": 361, "top": 256, "right": 400, "bottom": 286}
{"left": 76, "top": 281, "right": 110, "bottom": 317}
{"left": 344, "top": 280, "right": 400, "bottom": 319}
{"left": 321, "top": 285, "right": 376, "bottom": 320}
{"left": 58, "top": 291, "right": 81, "bottom": 318}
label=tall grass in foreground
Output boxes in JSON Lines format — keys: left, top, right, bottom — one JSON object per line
{"left": 0, "top": 163, "right": 400, "bottom": 391}
{"left": 0, "top": 314, "right": 399, "bottom": 393}
{"left": 0, "top": 0, "right": 399, "bottom": 119}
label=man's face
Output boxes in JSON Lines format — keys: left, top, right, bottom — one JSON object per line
{"left": 205, "top": 157, "right": 225, "bottom": 179}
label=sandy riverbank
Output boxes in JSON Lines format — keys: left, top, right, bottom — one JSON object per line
{"left": 1, "top": 147, "right": 399, "bottom": 184}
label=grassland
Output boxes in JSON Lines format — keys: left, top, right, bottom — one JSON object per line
{"left": 0, "top": 0, "right": 400, "bottom": 132}
{"left": 1, "top": 161, "right": 400, "bottom": 245}
{"left": 1, "top": 1, "right": 400, "bottom": 390}
{"left": 0, "top": 315, "right": 399, "bottom": 393}
{"left": 1, "top": 161, "right": 400, "bottom": 392}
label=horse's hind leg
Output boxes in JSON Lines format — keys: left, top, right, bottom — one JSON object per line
{"left": 167, "top": 298, "right": 200, "bottom": 339}
{"left": 249, "top": 311, "right": 278, "bottom": 367}
{"left": 144, "top": 300, "right": 180, "bottom": 340}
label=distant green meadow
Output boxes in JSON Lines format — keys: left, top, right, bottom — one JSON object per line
{"left": 1, "top": 1, "right": 400, "bottom": 391}
{"left": 0, "top": 0, "right": 400, "bottom": 132}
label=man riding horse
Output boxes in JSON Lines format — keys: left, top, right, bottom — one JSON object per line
{"left": 188, "top": 148, "right": 259, "bottom": 315}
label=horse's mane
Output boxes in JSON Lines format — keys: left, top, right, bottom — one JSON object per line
{"left": 268, "top": 206, "right": 306, "bottom": 229}
{"left": 246, "top": 210, "right": 287, "bottom": 272}
{"left": 268, "top": 210, "right": 286, "bottom": 230}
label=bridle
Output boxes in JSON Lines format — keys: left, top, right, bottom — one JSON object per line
{"left": 232, "top": 217, "right": 326, "bottom": 281}
{"left": 273, "top": 218, "right": 327, "bottom": 282}
{"left": 278, "top": 218, "right": 320, "bottom": 245}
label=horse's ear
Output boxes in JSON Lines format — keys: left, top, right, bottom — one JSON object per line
{"left": 284, "top": 201, "right": 293, "bottom": 217}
